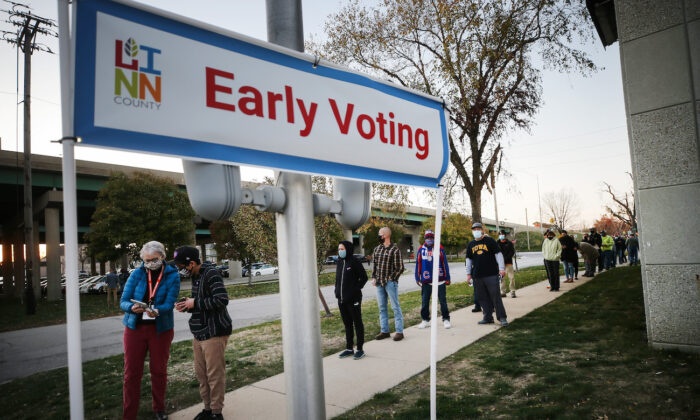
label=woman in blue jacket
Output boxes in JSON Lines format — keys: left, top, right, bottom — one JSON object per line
{"left": 120, "top": 241, "right": 180, "bottom": 420}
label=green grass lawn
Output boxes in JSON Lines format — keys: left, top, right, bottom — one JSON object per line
{"left": 0, "top": 267, "right": 553, "bottom": 418}
{"left": 335, "top": 266, "right": 700, "bottom": 419}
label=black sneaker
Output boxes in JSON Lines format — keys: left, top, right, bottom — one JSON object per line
{"left": 211, "top": 414, "right": 223, "bottom": 420}
{"left": 471, "top": 307, "right": 482, "bottom": 313}
{"left": 154, "top": 412, "right": 168, "bottom": 420}
{"left": 353, "top": 350, "right": 365, "bottom": 360}
{"left": 193, "top": 409, "right": 212, "bottom": 420}
{"left": 339, "top": 349, "right": 354, "bottom": 358}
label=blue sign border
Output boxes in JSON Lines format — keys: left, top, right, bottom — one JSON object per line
{"left": 74, "top": 0, "right": 449, "bottom": 188}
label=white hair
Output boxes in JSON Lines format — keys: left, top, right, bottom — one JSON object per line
{"left": 140, "top": 241, "right": 166, "bottom": 259}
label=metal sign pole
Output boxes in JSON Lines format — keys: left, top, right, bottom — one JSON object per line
{"left": 266, "top": 1, "right": 326, "bottom": 418}
{"left": 57, "top": 1, "right": 84, "bottom": 418}
{"left": 430, "top": 185, "right": 444, "bottom": 420}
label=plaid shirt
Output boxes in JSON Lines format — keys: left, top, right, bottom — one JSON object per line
{"left": 372, "top": 243, "right": 404, "bottom": 286}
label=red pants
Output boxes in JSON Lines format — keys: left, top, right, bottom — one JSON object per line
{"left": 123, "top": 324, "right": 174, "bottom": 420}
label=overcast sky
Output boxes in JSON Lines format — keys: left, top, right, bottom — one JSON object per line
{"left": 0, "top": 0, "right": 632, "bottom": 229}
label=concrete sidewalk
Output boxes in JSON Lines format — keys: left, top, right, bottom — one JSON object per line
{"left": 171, "top": 274, "right": 590, "bottom": 420}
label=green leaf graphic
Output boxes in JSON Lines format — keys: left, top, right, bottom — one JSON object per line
{"left": 124, "top": 38, "right": 138, "bottom": 58}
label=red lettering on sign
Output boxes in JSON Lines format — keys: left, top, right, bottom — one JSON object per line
{"left": 357, "top": 114, "right": 375, "bottom": 140}
{"left": 205, "top": 67, "right": 236, "bottom": 112}
{"left": 238, "top": 85, "right": 264, "bottom": 117}
{"left": 329, "top": 99, "right": 354, "bottom": 134}
{"left": 115, "top": 40, "right": 138, "bottom": 70}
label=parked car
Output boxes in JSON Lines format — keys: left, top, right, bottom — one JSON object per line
{"left": 216, "top": 265, "right": 229, "bottom": 278}
{"left": 324, "top": 255, "right": 338, "bottom": 265}
{"left": 79, "top": 275, "right": 104, "bottom": 294}
{"left": 353, "top": 254, "right": 369, "bottom": 264}
{"left": 242, "top": 263, "right": 264, "bottom": 277}
{"left": 78, "top": 270, "right": 89, "bottom": 279}
{"left": 254, "top": 264, "right": 278, "bottom": 276}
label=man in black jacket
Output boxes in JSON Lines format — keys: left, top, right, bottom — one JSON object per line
{"left": 589, "top": 228, "right": 603, "bottom": 273}
{"left": 335, "top": 240, "right": 368, "bottom": 360}
{"left": 174, "top": 246, "right": 231, "bottom": 420}
{"left": 497, "top": 230, "right": 517, "bottom": 298}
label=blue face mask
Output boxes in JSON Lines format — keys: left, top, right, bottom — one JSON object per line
{"left": 498, "top": 235, "right": 505, "bottom": 240}
{"left": 424, "top": 239, "right": 434, "bottom": 247}
{"left": 473, "top": 230, "right": 483, "bottom": 239}
{"left": 338, "top": 250, "right": 347, "bottom": 259}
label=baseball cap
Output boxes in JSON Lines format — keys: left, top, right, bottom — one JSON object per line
{"left": 424, "top": 229, "right": 434, "bottom": 238}
{"left": 173, "top": 246, "right": 200, "bottom": 265}
{"left": 471, "top": 222, "right": 483, "bottom": 229}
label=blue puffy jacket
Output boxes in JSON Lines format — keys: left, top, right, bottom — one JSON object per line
{"left": 120, "top": 263, "right": 180, "bottom": 333}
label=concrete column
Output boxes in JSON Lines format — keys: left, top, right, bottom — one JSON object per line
{"left": 32, "top": 220, "right": 41, "bottom": 299}
{"left": 13, "top": 231, "right": 25, "bottom": 298}
{"left": 229, "top": 260, "right": 242, "bottom": 278}
{"left": 411, "top": 232, "right": 421, "bottom": 257}
{"left": 615, "top": 0, "right": 700, "bottom": 352}
{"left": 358, "top": 234, "right": 365, "bottom": 255}
{"left": 343, "top": 229, "right": 353, "bottom": 242}
{"left": 45, "top": 207, "right": 62, "bottom": 301}
{"left": 2, "top": 236, "right": 14, "bottom": 297}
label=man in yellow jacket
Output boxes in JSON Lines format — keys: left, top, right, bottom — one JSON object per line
{"left": 600, "top": 230, "right": 615, "bottom": 270}
{"left": 542, "top": 230, "right": 562, "bottom": 291}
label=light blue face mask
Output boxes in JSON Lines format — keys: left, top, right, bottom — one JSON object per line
{"left": 472, "top": 230, "right": 483, "bottom": 239}
{"left": 338, "top": 250, "right": 347, "bottom": 259}
{"left": 499, "top": 235, "right": 505, "bottom": 240}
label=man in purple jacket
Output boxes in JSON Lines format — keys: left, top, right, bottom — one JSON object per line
{"left": 415, "top": 230, "right": 451, "bottom": 329}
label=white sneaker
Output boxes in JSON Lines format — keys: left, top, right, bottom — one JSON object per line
{"left": 418, "top": 320, "right": 430, "bottom": 329}
{"left": 443, "top": 319, "right": 451, "bottom": 329}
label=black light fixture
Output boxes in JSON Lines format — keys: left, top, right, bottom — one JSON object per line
{"left": 586, "top": 0, "right": 618, "bottom": 47}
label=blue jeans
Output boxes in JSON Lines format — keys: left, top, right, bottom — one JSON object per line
{"left": 617, "top": 248, "right": 625, "bottom": 265}
{"left": 376, "top": 280, "right": 404, "bottom": 333}
{"left": 628, "top": 247, "right": 639, "bottom": 265}
{"left": 603, "top": 250, "right": 614, "bottom": 269}
{"left": 562, "top": 261, "right": 576, "bottom": 279}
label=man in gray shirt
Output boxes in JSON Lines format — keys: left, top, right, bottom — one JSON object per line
{"left": 465, "top": 222, "right": 508, "bottom": 326}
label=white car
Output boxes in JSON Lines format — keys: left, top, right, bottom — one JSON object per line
{"left": 254, "top": 264, "right": 278, "bottom": 276}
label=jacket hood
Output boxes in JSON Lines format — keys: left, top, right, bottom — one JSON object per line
{"left": 339, "top": 240, "right": 354, "bottom": 258}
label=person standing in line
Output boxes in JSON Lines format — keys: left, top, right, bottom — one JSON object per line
{"left": 497, "top": 230, "right": 517, "bottom": 298}
{"left": 614, "top": 234, "right": 627, "bottom": 265}
{"left": 371, "top": 227, "right": 405, "bottom": 341}
{"left": 174, "top": 246, "right": 232, "bottom": 420}
{"left": 415, "top": 229, "right": 452, "bottom": 329}
{"left": 589, "top": 228, "right": 603, "bottom": 273}
{"left": 558, "top": 230, "right": 578, "bottom": 284}
{"left": 105, "top": 267, "right": 120, "bottom": 307}
{"left": 466, "top": 222, "right": 508, "bottom": 326}
{"left": 120, "top": 241, "right": 180, "bottom": 420}
{"left": 601, "top": 230, "right": 615, "bottom": 270}
{"left": 542, "top": 230, "right": 562, "bottom": 291}
{"left": 578, "top": 241, "right": 599, "bottom": 277}
{"left": 335, "top": 240, "right": 368, "bottom": 360}
{"left": 626, "top": 233, "right": 640, "bottom": 266}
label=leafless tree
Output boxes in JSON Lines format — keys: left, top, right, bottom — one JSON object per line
{"left": 603, "top": 172, "right": 637, "bottom": 231}
{"left": 543, "top": 189, "right": 580, "bottom": 231}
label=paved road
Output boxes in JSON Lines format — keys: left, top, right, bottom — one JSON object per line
{"left": 0, "top": 252, "right": 544, "bottom": 383}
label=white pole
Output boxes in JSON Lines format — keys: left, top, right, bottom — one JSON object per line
{"left": 57, "top": 0, "right": 84, "bottom": 418}
{"left": 429, "top": 186, "right": 444, "bottom": 420}
{"left": 525, "top": 208, "right": 530, "bottom": 251}
{"left": 493, "top": 179, "right": 500, "bottom": 233}
{"left": 537, "top": 176, "right": 543, "bottom": 234}
{"left": 266, "top": 1, "right": 326, "bottom": 418}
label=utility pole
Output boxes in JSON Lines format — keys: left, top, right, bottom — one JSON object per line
{"left": 536, "top": 175, "right": 543, "bottom": 235}
{"left": 490, "top": 171, "right": 500, "bottom": 234}
{"left": 2, "top": 1, "right": 58, "bottom": 314}
{"left": 525, "top": 208, "right": 531, "bottom": 251}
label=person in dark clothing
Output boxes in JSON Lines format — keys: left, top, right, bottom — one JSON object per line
{"left": 415, "top": 230, "right": 451, "bottom": 329}
{"left": 626, "top": 234, "right": 640, "bottom": 265}
{"left": 497, "top": 230, "right": 517, "bottom": 298}
{"left": 589, "top": 228, "right": 603, "bottom": 273}
{"left": 559, "top": 230, "right": 578, "bottom": 283}
{"left": 174, "top": 246, "right": 231, "bottom": 420}
{"left": 614, "top": 235, "right": 627, "bottom": 265}
{"left": 465, "top": 222, "right": 508, "bottom": 326}
{"left": 335, "top": 240, "right": 368, "bottom": 360}
{"left": 118, "top": 267, "right": 130, "bottom": 295}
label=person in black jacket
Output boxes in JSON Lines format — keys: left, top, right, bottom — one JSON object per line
{"left": 559, "top": 230, "right": 578, "bottom": 283}
{"left": 497, "top": 230, "right": 517, "bottom": 298}
{"left": 174, "top": 246, "right": 232, "bottom": 420}
{"left": 589, "top": 228, "right": 603, "bottom": 273}
{"left": 335, "top": 240, "right": 368, "bottom": 360}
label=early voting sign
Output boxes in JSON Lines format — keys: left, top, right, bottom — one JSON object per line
{"left": 73, "top": 0, "right": 449, "bottom": 187}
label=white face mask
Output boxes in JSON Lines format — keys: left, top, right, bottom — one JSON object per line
{"left": 144, "top": 259, "right": 162, "bottom": 270}
{"left": 472, "top": 230, "right": 483, "bottom": 239}
{"left": 498, "top": 235, "right": 505, "bottom": 240}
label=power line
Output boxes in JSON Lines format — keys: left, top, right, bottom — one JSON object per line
{"left": 509, "top": 125, "right": 627, "bottom": 149}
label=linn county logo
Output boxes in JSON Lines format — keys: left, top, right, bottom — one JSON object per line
{"left": 113, "top": 37, "right": 162, "bottom": 110}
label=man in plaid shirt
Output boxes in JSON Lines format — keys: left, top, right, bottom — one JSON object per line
{"left": 372, "top": 227, "right": 405, "bottom": 341}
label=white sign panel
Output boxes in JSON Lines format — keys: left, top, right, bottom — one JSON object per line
{"left": 74, "top": 0, "right": 449, "bottom": 187}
